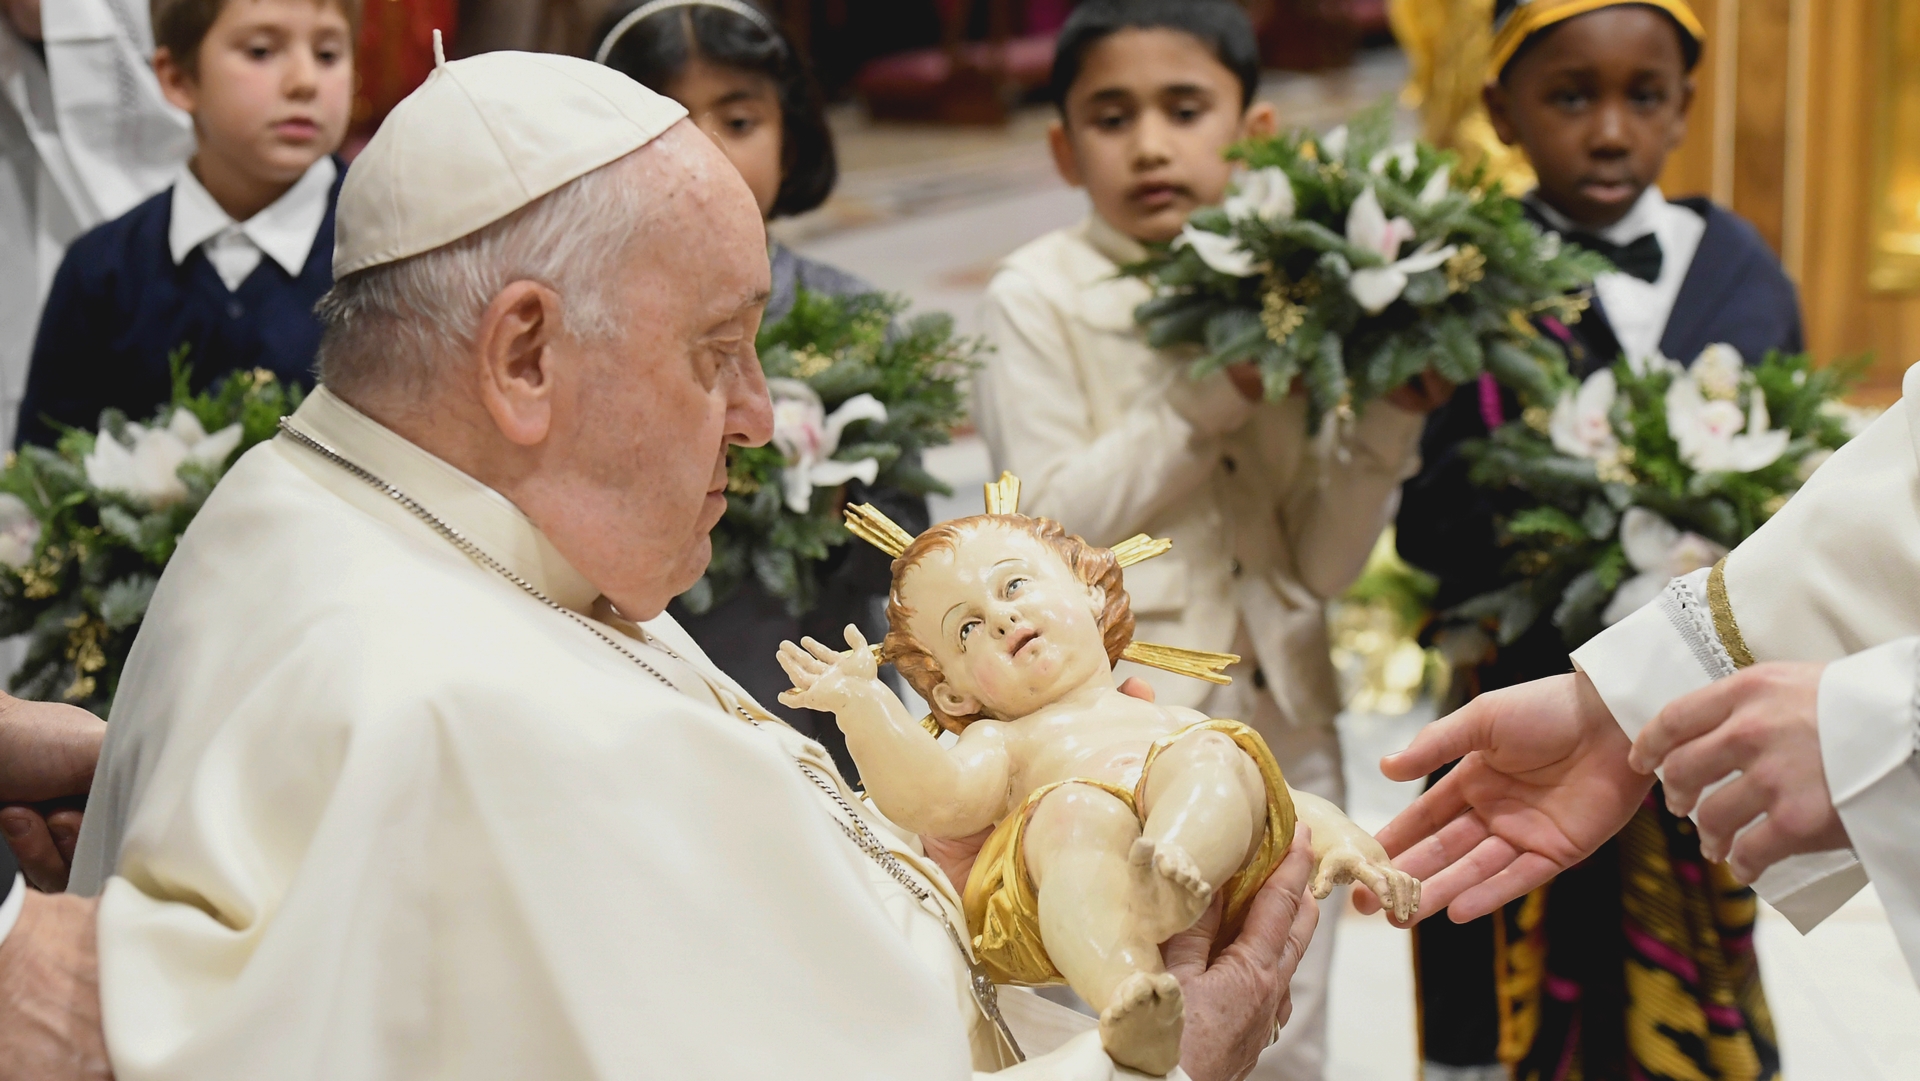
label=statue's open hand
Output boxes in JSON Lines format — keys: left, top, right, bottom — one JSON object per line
{"left": 776, "top": 625, "right": 881, "bottom": 712}
{"left": 1308, "top": 834, "right": 1420, "bottom": 926}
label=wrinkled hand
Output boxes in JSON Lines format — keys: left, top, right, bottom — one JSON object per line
{"left": 1165, "top": 830, "right": 1319, "bottom": 1081}
{"left": 1308, "top": 833, "right": 1419, "bottom": 926}
{"left": 0, "top": 695, "right": 105, "bottom": 893}
{"left": 1384, "top": 371, "right": 1455, "bottom": 415}
{"left": 1629, "top": 662, "right": 1847, "bottom": 883}
{"left": 0, "top": 892, "right": 109, "bottom": 1080}
{"left": 776, "top": 625, "right": 881, "bottom": 713}
{"left": 1371, "top": 672, "right": 1650, "bottom": 923}
{"left": 921, "top": 678, "right": 1161, "bottom": 893}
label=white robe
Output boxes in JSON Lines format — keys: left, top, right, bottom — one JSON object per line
{"left": 70, "top": 387, "right": 1164, "bottom": 1080}
{"left": 1573, "top": 361, "right": 1920, "bottom": 985}
{"left": 0, "top": 0, "right": 190, "bottom": 444}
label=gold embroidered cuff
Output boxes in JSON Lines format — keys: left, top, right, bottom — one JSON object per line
{"left": 1706, "top": 558, "right": 1756, "bottom": 669}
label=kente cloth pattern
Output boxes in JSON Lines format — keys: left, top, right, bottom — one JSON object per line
{"left": 1490, "top": 791, "right": 1780, "bottom": 1081}
{"left": 960, "top": 719, "right": 1298, "bottom": 986}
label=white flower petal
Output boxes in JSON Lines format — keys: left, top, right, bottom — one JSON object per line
{"left": 186, "top": 423, "right": 244, "bottom": 469}
{"left": 1320, "top": 125, "right": 1348, "bottom": 161}
{"left": 1368, "top": 141, "right": 1417, "bottom": 177}
{"left": 0, "top": 494, "right": 39, "bottom": 570}
{"left": 822, "top": 393, "right": 888, "bottom": 452}
{"left": 806, "top": 457, "right": 882, "bottom": 491}
{"left": 779, "top": 467, "right": 814, "bottom": 514}
{"left": 166, "top": 409, "right": 210, "bottom": 445}
{"left": 1602, "top": 571, "right": 1669, "bottom": 626}
{"left": 1395, "top": 242, "right": 1457, "bottom": 275}
{"left": 1665, "top": 532, "right": 1728, "bottom": 579}
{"left": 1619, "top": 507, "right": 1680, "bottom": 573}
{"left": 1417, "top": 168, "right": 1451, "bottom": 206}
{"left": 1177, "top": 225, "right": 1260, "bottom": 278}
{"left": 1349, "top": 266, "right": 1410, "bottom": 314}
{"left": 83, "top": 433, "right": 140, "bottom": 495}
{"left": 1691, "top": 343, "right": 1745, "bottom": 400}
{"left": 1346, "top": 186, "right": 1391, "bottom": 255}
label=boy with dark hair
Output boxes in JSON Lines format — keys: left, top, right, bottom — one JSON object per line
{"left": 1396, "top": 3, "right": 1798, "bottom": 1079}
{"left": 15, "top": 0, "right": 355, "bottom": 447}
{"left": 973, "top": 3, "right": 1439, "bottom": 1076}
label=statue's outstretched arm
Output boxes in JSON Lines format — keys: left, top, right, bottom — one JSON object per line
{"left": 779, "top": 625, "right": 1011, "bottom": 838}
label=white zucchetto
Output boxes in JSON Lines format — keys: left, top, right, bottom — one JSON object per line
{"left": 332, "top": 47, "right": 689, "bottom": 278}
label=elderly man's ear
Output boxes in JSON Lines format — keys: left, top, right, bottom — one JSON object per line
{"left": 473, "top": 281, "right": 569, "bottom": 447}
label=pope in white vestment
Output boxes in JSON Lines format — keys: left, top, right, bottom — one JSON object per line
{"left": 50, "top": 47, "right": 1313, "bottom": 1081}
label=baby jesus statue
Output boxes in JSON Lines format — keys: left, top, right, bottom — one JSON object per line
{"left": 777, "top": 475, "right": 1418, "bottom": 1076}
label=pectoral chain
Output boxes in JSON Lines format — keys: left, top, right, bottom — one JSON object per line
{"left": 278, "top": 420, "right": 1022, "bottom": 1063}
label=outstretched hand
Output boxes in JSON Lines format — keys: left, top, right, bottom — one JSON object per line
{"left": 776, "top": 625, "right": 880, "bottom": 713}
{"left": 1368, "top": 672, "right": 1651, "bottom": 923}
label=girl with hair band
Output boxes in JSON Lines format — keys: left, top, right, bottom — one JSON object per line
{"left": 593, "top": 0, "right": 928, "bottom": 779}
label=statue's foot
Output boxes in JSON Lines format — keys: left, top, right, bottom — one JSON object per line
{"left": 1127, "top": 837, "right": 1213, "bottom": 942}
{"left": 1098, "top": 971, "right": 1184, "bottom": 1077}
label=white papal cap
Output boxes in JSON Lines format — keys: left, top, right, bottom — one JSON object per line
{"left": 332, "top": 38, "right": 689, "bottom": 278}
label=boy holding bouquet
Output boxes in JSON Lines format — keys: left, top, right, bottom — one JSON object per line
{"left": 1396, "top": 2, "right": 1803, "bottom": 1078}
{"left": 971, "top": 2, "right": 1440, "bottom": 1075}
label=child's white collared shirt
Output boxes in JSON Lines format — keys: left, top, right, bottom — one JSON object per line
{"left": 168, "top": 156, "right": 336, "bottom": 292}
{"left": 1532, "top": 185, "right": 1707, "bottom": 365}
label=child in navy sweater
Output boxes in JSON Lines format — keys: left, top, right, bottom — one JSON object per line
{"left": 15, "top": 0, "right": 356, "bottom": 447}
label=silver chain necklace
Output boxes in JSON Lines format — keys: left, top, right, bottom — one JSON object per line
{"left": 277, "top": 420, "right": 1023, "bottom": 1063}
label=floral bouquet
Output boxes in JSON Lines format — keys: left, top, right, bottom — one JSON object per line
{"left": 679, "top": 289, "right": 979, "bottom": 617}
{"left": 1124, "top": 104, "right": 1606, "bottom": 429}
{"left": 0, "top": 360, "right": 303, "bottom": 711}
{"left": 1447, "top": 345, "right": 1865, "bottom": 649}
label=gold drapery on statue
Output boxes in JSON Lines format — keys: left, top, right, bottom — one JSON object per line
{"left": 1387, "top": 0, "right": 1537, "bottom": 191}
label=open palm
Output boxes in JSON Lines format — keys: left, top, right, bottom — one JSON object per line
{"left": 1371, "top": 672, "right": 1653, "bottom": 922}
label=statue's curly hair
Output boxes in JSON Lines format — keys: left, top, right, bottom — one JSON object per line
{"left": 884, "top": 515, "right": 1134, "bottom": 734}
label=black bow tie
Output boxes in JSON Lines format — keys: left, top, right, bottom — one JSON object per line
{"left": 1564, "top": 230, "right": 1664, "bottom": 283}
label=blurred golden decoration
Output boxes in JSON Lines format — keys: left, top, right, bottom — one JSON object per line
{"left": 1870, "top": 0, "right": 1920, "bottom": 291}
{"left": 1388, "top": 0, "right": 1537, "bottom": 191}
{"left": 1445, "top": 244, "right": 1487, "bottom": 293}
{"left": 1329, "top": 531, "right": 1445, "bottom": 716}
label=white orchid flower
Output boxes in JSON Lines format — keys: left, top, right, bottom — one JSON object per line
{"left": 1224, "top": 167, "right": 1296, "bottom": 224}
{"left": 1367, "top": 141, "right": 1418, "bottom": 178}
{"left": 0, "top": 494, "right": 40, "bottom": 570}
{"left": 768, "top": 379, "right": 888, "bottom": 514}
{"left": 1549, "top": 369, "right": 1621, "bottom": 461}
{"left": 83, "top": 410, "right": 244, "bottom": 508}
{"left": 1665, "top": 373, "right": 1789, "bottom": 473}
{"left": 1344, "top": 186, "right": 1457, "bottom": 313}
{"left": 1690, "top": 343, "right": 1745, "bottom": 401}
{"left": 1319, "top": 125, "right": 1349, "bottom": 162}
{"left": 1176, "top": 224, "right": 1261, "bottom": 278}
{"left": 1416, "top": 167, "right": 1451, "bottom": 206}
{"left": 1600, "top": 507, "right": 1728, "bottom": 625}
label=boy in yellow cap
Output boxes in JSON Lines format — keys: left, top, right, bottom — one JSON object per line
{"left": 1396, "top": 3, "right": 1797, "bottom": 1079}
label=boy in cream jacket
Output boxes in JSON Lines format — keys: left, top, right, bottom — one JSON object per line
{"left": 972, "top": 3, "right": 1445, "bottom": 1075}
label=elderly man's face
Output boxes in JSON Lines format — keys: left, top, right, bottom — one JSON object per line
{"left": 535, "top": 125, "right": 774, "bottom": 620}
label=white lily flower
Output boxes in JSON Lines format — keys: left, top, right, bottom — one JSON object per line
{"left": 768, "top": 379, "right": 888, "bottom": 514}
{"left": 1319, "top": 125, "right": 1348, "bottom": 161}
{"left": 1549, "top": 369, "right": 1621, "bottom": 460}
{"left": 83, "top": 411, "right": 244, "bottom": 508}
{"left": 1691, "top": 343, "right": 1745, "bottom": 401}
{"left": 1601, "top": 507, "right": 1727, "bottom": 625}
{"left": 0, "top": 494, "right": 40, "bottom": 570}
{"left": 1665, "top": 373, "right": 1789, "bottom": 473}
{"left": 1416, "top": 167, "right": 1451, "bottom": 206}
{"left": 1344, "top": 187, "right": 1456, "bottom": 313}
{"left": 1176, "top": 224, "right": 1261, "bottom": 278}
{"left": 1367, "top": 141, "right": 1417, "bottom": 178}
{"left": 1224, "top": 167, "right": 1296, "bottom": 224}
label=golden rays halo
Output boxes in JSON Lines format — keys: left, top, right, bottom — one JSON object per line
{"left": 845, "top": 472, "right": 1239, "bottom": 688}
